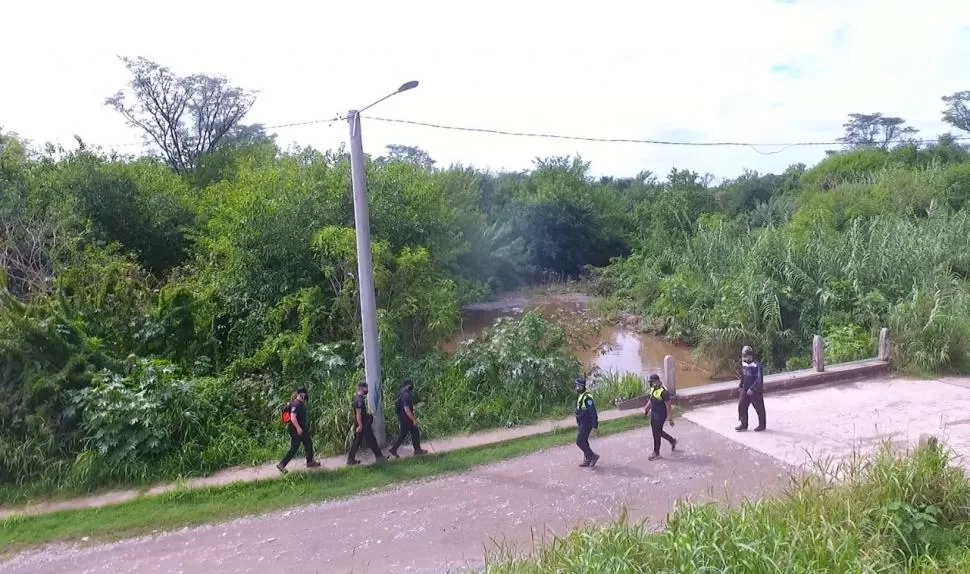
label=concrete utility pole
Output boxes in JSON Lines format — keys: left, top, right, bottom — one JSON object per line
{"left": 346, "top": 81, "right": 419, "bottom": 446}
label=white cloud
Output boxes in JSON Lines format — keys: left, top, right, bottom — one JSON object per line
{"left": 2, "top": 0, "right": 969, "bottom": 178}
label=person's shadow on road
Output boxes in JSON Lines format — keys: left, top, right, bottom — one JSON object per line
{"left": 593, "top": 451, "right": 718, "bottom": 478}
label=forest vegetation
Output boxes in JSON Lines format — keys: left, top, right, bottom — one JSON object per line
{"left": 3, "top": 58, "right": 970, "bottom": 499}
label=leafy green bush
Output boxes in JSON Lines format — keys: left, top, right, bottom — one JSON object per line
{"left": 452, "top": 312, "right": 582, "bottom": 423}
{"left": 943, "top": 162, "right": 970, "bottom": 211}
{"left": 824, "top": 324, "right": 874, "bottom": 363}
{"left": 72, "top": 364, "right": 174, "bottom": 463}
{"left": 800, "top": 148, "right": 890, "bottom": 189}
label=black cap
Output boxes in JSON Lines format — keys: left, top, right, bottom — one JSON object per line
{"left": 648, "top": 374, "right": 661, "bottom": 382}
{"left": 402, "top": 378, "right": 414, "bottom": 388}
{"left": 357, "top": 382, "right": 368, "bottom": 389}
{"left": 296, "top": 387, "right": 308, "bottom": 395}
{"left": 574, "top": 377, "right": 587, "bottom": 388}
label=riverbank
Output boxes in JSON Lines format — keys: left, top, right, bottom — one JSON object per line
{"left": 455, "top": 291, "right": 716, "bottom": 388}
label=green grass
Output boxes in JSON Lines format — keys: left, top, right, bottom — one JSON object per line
{"left": 0, "top": 413, "right": 649, "bottom": 555}
{"left": 484, "top": 441, "right": 970, "bottom": 573}
{"left": 590, "top": 371, "right": 646, "bottom": 405}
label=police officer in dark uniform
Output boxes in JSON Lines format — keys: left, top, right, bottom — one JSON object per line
{"left": 348, "top": 382, "right": 388, "bottom": 465}
{"left": 390, "top": 378, "right": 428, "bottom": 458}
{"left": 643, "top": 374, "right": 677, "bottom": 460}
{"left": 736, "top": 345, "right": 767, "bottom": 432}
{"left": 574, "top": 378, "right": 600, "bottom": 468}
{"left": 277, "top": 387, "right": 321, "bottom": 474}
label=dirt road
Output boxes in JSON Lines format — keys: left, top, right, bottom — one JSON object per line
{"left": 0, "top": 408, "right": 641, "bottom": 520}
{"left": 0, "top": 420, "right": 790, "bottom": 574}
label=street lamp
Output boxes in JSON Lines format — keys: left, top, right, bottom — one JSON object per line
{"left": 347, "top": 80, "right": 419, "bottom": 447}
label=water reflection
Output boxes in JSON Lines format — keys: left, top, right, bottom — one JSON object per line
{"left": 446, "top": 294, "right": 713, "bottom": 389}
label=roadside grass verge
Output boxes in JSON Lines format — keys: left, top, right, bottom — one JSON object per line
{"left": 484, "top": 441, "right": 970, "bottom": 573}
{"left": 0, "top": 413, "right": 649, "bottom": 555}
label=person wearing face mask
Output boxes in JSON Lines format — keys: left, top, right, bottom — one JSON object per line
{"left": 736, "top": 345, "right": 767, "bottom": 432}
{"left": 348, "top": 382, "right": 389, "bottom": 466}
{"left": 643, "top": 374, "right": 677, "bottom": 460}
{"left": 574, "top": 378, "right": 600, "bottom": 468}
{"left": 277, "top": 387, "right": 322, "bottom": 474}
{"left": 390, "top": 378, "right": 428, "bottom": 458}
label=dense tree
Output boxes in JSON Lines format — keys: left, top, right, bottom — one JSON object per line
{"left": 942, "top": 91, "right": 970, "bottom": 133}
{"left": 105, "top": 57, "right": 257, "bottom": 175}
{"left": 838, "top": 112, "right": 919, "bottom": 150}
{"left": 376, "top": 144, "right": 435, "bottom": 169}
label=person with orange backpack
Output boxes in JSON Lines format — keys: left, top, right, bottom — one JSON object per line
{"left": 277, "top": 387, "right": 322, "bottom": 474}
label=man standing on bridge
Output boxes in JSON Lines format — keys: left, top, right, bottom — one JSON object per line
{"left": 574, "top": 378, "right": 600, "bottom": 467}
{"left": 736, "top": 345, "right": 767, "bottom": 432}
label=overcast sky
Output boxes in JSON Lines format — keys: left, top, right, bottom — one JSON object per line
{"left": 3, "top": 0, "right": 969, "bottom": 179}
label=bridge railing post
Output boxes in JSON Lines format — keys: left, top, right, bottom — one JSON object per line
{"left": 663, "top": 355, "right": 677, "bottom": 396}
{"left": 878, "top": 327, "right": 892, "bottom": 362}
{"left": 812, "top": 335, "right": 825, "bottom": 372}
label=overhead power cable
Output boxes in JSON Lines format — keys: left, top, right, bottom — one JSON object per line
{"left": 104, "top": 115, "right": 346, "bottom": 148}
{"left": 98, "top": 113, "right": 970, "bottom": 153}
{"left": 361, "top": 115, "right": 970, "bottom": 154}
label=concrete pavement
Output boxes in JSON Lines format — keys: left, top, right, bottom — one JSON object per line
{"left": 684, "top": 377, "right": 970, "bottom": 473}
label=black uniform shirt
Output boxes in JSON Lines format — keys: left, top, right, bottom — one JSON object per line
{"left": 353, "top": 394, "right": 371, "bottom": 423}
{"left": 395, "top": 389, "right": 414, "bottom": 417}
{"left": 287, "top": 400, "right": 308, "bottom": 428}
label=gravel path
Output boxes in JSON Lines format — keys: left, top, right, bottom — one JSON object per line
{"left": 0, "top": 408, "right": 641, "bottom": 520}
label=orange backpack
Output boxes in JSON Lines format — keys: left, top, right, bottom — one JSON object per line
{"left": 280, "top": 404, "right": 292, "bottom": 425}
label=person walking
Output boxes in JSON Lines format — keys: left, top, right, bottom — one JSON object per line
{"left": 574, "top": 378, "right": 600, "bottom": 468}
{"left": 643, "top": 374, "right": 677, "bottom": 460}
{"left": 736, "top": 345, "right": 767, "bottom": 432}
{"left": 277, "top": 387, "right": 321, "bottom": 474}
{"left": 389, "top": 378, "right": 428, "bottom": 458}
{"left": 348, "top": 382, "right": 388, "bottom": 465}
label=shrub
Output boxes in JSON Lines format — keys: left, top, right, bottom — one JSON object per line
{"left": 889, "top": 282, "right": 970, "bottom": 374}
{"left": 824, "top": 324, "right": 875, "bottom": 363}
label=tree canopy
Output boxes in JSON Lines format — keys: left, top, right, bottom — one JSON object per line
{"left": 105, "top": 57, "right": 258, "bottom": 175}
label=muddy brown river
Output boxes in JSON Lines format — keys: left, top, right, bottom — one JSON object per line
{"left": 448, "top": 293, "right": 714, "bottom": 389}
